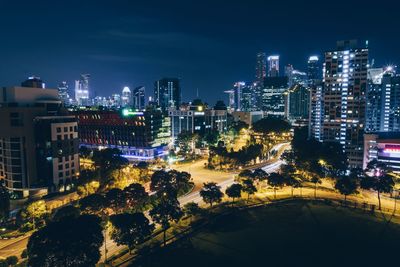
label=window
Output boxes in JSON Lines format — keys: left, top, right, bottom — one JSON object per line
{"left": 58, "top": 165, "right": 63, "bottom": 170}
{"left": 69, "top": 126, "right": 73, "bottom": 131}
{"left": 59, "top": 172, "right": 63, "bottom": 178}
{"left": 64, "top": 127, "right": 68, "bottom": 132}
{"left": 57, "top": 127, "right": 61, "bottom": 133}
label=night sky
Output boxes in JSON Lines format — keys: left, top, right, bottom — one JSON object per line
{"left": 0, "top": 0, "right": 399, "bottom": 105}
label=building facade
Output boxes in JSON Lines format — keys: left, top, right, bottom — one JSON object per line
{"left": 262, "top": 76, "right": 288, "bottom": 116}
{"left": 322, "top": 40, "right": 368, "bottom": 167}
{"left": 76, "top": 108, "right": 170, "bottom": 161}
{"left": 0, "top": 86, "right": 79, "bottom": 198}
{"left": 133, "top": 86, "right": 146, "bottom": 110}
{"left": 268, "top": 55, "right": 279, "bottom": 77}
{"left": 75, "top": 74, "right": 90, "bottom": 106}
{"left": 363, "top": 132, "right": 400, "bottom": 173}
{"left": 154, "top": 78, "right": 181, "bottom": 111}
{"left": 285, "top": 84, "right": 310, "bottom": 121}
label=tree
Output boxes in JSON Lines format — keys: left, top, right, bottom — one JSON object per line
{"left": 109, "top": 213, "right": 154, "bottom": 254}
{"left": 124, "top": 183, "right": 148, "bottom": 212}
{"left": 199, "top": 182, "right": 223, "bottom": 207}
{"left": 75, "top": 169, "right": 99, "bottom": 197}
{"left": 6, "top": 256, "right": 18, "bottom": 266}
{"left": 225, "top": 183, "right": 242, "bottom": 204}
{"left": 335, "top": 175, "right": 359, "bottom": 202}
{"left": 106, "top": 188, "right": 126, "bottom": 214}
{"left": 52, "top": 205, "right": 80, "bottom": 221}
{"left": 183, "top": 202, "right": 202, "bottom": 222}
{"left": 267, "top": 172, "right": 285, "bottom": 199}
{"left": 252, "top": 117, "right": 291, "bottom": 135}
{"left": 27, "top": 215, "right": 103, "bottom": 267}
{"left": 175, "top": 130, "right": 199, "bottom": 155}
{"left": 79, "top": 193, "right": 107, "bottom": 215}
{"left": 92, "top": 148, "right": 129, "bottom": 189}
{"left": 361, "top": 160, "right": 395, "bottom": 210}
{"left": 24, "top": 200, "right": 48, "bottom": 230}
{"left": 241, "top": 179, "right": 257, "bottom": 202}
{"left": 149, "top": 197, "right": 183, "bottom": 246}
{"left": 79, "top": 146, "right": 92, "bottom": 158}
{"left": 0, "top": 183, "right": 10, "bottom": 222}
{"left": 310, "top": 175, "right": 322, "bottom": 199}
{"left": 252, "top": 168, "right": 268, "bottom": 189}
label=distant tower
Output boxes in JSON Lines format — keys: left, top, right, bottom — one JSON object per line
{"left": 307, "top": 56, "right": 320, "bottom": 85}
{"left": 133, "top": 86, "right": 146, "bottom": 110}
{"left": 121, "top": 86, "right": 132, "bottom": 107}
{"left": 268, "top": 55, "right": 280, "bottom": 77}
{"left": 57, "top": 81, "right": 70, "bottom": 105}
{"left": 154, "top": 78, "right": 180, "bottom": 111}
{"left": 75, "top": 74, "right": 90, "bottom": 106}
{"left": 255, "top": 52, "right": 267, "bottom": 84}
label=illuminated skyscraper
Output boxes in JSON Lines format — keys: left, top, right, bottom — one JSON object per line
{"left": 57, "top": 81, "right": 69, "bottom": 105}
{"left": 74, "top": 74, "right": 90, "bottom": 106}
{"left": 133, "top": 86, "right": 146, "bottom": 110}
{"left": 255, "top": 52, "right": 267, "bottom": 84}
{"left": 154, "top": 78, "right": 180, "bottom": 111}
{"left": 307, "top": 56, "right": 321, "bottom": 85}
{"left": 268, "top": 55, "right": 280, "bottom": 77}
{"left": 121, "top": 86, "right": 132, "bottom": 107}
{"left": 321, "top": 40, "right": 368, "bottom": 167}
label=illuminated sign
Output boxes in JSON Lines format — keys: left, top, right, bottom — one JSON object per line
{"left": 122, "top": 109, "right": 144, "bottom": 117}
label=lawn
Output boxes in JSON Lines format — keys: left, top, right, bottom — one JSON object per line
{"left": 132, "top": 199, "right": 400, "bottom": 267}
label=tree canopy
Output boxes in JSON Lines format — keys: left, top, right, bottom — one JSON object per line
{"left": 27, "top": 215, "right": 103, "bottom": 267}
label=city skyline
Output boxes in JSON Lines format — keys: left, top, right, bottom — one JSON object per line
{"left": 0, "top": 0, "right": 399, "bottom": 104}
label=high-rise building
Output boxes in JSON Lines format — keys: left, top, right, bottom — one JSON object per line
{"left": 366, "top": 68, "right": 385, "bottom": 132}
{"left": 308, "top": 83, "right": 324, "bottom": 141}
{"left": 133, "top": 86, "right": 146, "bottom": 110}
{"left": 154, "top": 78, "right": 181, "bottom": 111}
{"left": 232, "top": 82, "right": 256, "bottom": 112}
{"left": 58, "top": 81, "right": 70, "bottom": 106}
{"left": 380, "top": 70, "right": 400, "bottom": 132}
{"left": 75, "top": 74, "right": 90, "bottom": 106}
{"left": 284, "top": 84, "right": 310, "bottom": 121}
{"left": 268, "top": 55, "right": 280, "bottom": 77}
{"left": 261, "top": 76, "right": 288, "bottom": 116}
{"left": 256, "top": 52, "right": 267, "bottom": 84}
{"left": 121, "top": 86, "right": 132, "bottom": 107}
{"left": 322, "top": 40, "right": 368, "bottom": 167}
{"left": 0, "top": 85, "right": 79, "bottom": 198}
{"left": 307, "top": 56, "right": 321, "bottom": 85}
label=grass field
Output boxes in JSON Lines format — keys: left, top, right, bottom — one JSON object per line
{"left": 132, "top": 199, "right": 400, "bottom": 267}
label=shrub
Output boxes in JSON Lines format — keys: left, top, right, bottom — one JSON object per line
{"left": 6, "top": 256, "right": 18, "bottom": 266}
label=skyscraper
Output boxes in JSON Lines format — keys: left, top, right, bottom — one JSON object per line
{"left": 284, "top": 84, "right": 310, "bottom": 121}
{"left": 154, "top": 78, "right": 181, "bottom": 111}
{"left": 75, "top": 74, "right": 90, "bottom": 106}
{"left": 262, "top": 76, "right": 288, "bottom": 116}
{"left": 309, "top": 83, "right": 324, "bottom": 141}
{"left": 133, "top": 86, "right": 146, "bottom": 110}
{"left": 255, "top": 52, "right": 267, "bottom": 84}
{"left": 307, "top": 56, "right": 321, "bottom": 85}
{"left": 268, "top": 55, "right": 280, "bottom": 77}
{"left": 321, "top": 40, "right": 368, "bottom": 167}
{"left": 58, "top": 81, "right": 70, "bottom": 106}
{"left": 121, "top": 86, "right": 132, "bottom": 107}
{"left": 365, "top": 67, "right": 385, "bottom": 132}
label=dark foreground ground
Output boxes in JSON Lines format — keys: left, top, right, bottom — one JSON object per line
{"left": 132, "top": 200, "right": 400, "bottom": 267}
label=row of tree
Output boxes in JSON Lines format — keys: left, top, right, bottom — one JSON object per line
{"left": 25, "top": 169, "right": 193, "bottom": 267}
